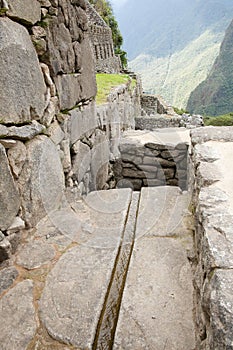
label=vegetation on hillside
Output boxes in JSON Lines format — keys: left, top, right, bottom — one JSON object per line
{"left": 89, "top": 0, "right": 127, "bottom": 67}
{"left": 204, "top": 113, "right": 233, "bottom": 126}
{"left": 96, "top": 73, "right": 133, "bottom": 104}
{"left": 187, "top": 20, "right": 233, "bottom": 116}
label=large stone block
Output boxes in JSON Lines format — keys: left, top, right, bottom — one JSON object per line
{"left": 0, "top": 280, "right": 37, "bottom": 350}
{"left": 54, "top": 37, "right": 96, "bottom": 110}
{"left": 0, "top": 18, "right": 47, "bottom": 124}
{"left": 7, "top": 0, "right": 41, "bottom": 25}
{"left": 18, "top": 135, "right": 65, "bottom": 227}
{"left": 0, "top": 144, "right": 20, "bottom": 230}
{"left": 114, "top": 238, "right": 195, "bottom": 349}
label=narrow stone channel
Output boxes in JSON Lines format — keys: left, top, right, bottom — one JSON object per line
{"left": 93, "top": 192, "right": 140, "bottom": 349}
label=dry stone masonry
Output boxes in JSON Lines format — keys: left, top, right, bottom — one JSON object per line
{"left": 0, "top": 0, "right": 233, "bottom": 349}
{"left": 86, "top": 2, "right": 121, "bottom": 73}
{"left": 113, "top": 129, "right": 190, "bottom": 191}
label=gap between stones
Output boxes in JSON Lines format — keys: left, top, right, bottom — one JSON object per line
{"left": 93, "top": 192, "right": 141, "bottom": 349}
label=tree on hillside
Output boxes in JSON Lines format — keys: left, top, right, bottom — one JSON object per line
{"left": 89, "top": 0, "right": 127, "bottom": 67}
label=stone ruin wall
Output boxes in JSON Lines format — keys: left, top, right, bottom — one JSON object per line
{"left": 0, "top": 0, "right": 141, "bottom": 263}
{"left": 136, "top": 93, "right": 204, "bottom": 130}
{"left": 113, "top": 138, "right": 188, "bottom": 191}
{"left": 190, "top": 127, "right": 233, "bottom": 350}
{"left": 86, "top": 1, "right": 121, "bottom": 73}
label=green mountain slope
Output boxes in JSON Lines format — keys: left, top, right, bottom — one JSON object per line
{"left": 114, "top": 0, "right": 233, "bottom": 108}
{"left": 131, "top": 30, "right": 223, "bottom": 108}
{"left": 187, "top": 20, "right": 233, "bottom": 116}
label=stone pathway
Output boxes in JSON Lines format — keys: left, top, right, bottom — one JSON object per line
{"left": 0, "top": 187, "right": 196, "bottom": 350}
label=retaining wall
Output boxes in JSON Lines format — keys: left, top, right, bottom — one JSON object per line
{"left": 191, "top": 126, "right": 233, "bottom": 350}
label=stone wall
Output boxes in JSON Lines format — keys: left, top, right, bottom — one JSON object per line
{"left": 0, "top": 0, "right": 141, "bottom": 263}
{"left": 141, "top": 94, "right": 176, "bottom": 116}
{"left": 112, "top": 130, "right": 189, "bottom": 191}
{"left": 190, "top": 126, "right": 233, "bottom": 349}
{"left": 86, "top": 2, "right": 121, "bottom": 73}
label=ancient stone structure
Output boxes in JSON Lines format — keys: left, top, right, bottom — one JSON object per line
{"left": 136, "top": 94, "right": 204, "bottom": 130}
{"left": 112, "top": 129, "right": 189, "bottom": 191}
{"left": 86, "top": 1, "right": 121, "bottom": 73}
{"left": 0, "top": 1, "right": 233, "bottom": 349}
{"left": 0, "top": 0, "right": 140, "bottom": 260}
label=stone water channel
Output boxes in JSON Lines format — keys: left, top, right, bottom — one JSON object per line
{"left": 0, "top": 128, "right": 197, "bottom": 350}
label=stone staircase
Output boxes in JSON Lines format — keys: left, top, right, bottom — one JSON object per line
{"left": 0, "top": 186, "right": 196, "bottom": 350}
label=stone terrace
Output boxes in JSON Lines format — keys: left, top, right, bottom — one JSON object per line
{"left": 1, "top": 127, "right": 233, "bottom": 349}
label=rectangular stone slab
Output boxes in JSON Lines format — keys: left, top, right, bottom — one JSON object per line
{"left": 39, "top": 188, "right": 132, "bottom": 349}
{"left": 136, "top": 186, "right": 191, "bottom": 238}
{"left": 113, "top": 237, "right": 196, "bottom": 350}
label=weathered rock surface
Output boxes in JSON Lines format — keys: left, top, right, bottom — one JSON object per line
{"left": 18, "top": 136, "right": 65, "bottom": 227}
{"left": 191, "top": 129, "right": 233, "bottom": 349}
{"left": 0, "top": 144, "right": 20, "bottom": 230}
{"left": 7, "top": 141, "right": 27, "bottom": 178}
{"left": 0, "top": 18, "right": 47, "bottom": 124}
{"left": 7, "top": 0, "right": 41, "bottom": 25}
{"left": 0, "top": 280, "right": 37, "bottom": 350}
{"left": 114, "top": 237, "right": 195, "bottom": 349}
{"left": 0, "top": 266, "right": 18, "bottom": 295}
{"left": 136, "top": 186, "right": 191, "bottom": 238}
{"left": 39, "top": 189, "right": 132, "bottom": 348}
{"left": 16, "top": 241, "right": 56, "bottom": 269}
{"left": 208, "top": 269, "right": 233, "bottom": 349}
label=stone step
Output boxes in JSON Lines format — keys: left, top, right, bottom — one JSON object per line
{"left": 113, "top": 187, "right": 196, "bottom": 350}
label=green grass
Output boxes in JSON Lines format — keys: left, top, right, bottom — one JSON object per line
{"left": 173, "top": 107, "right": 189, "bottom": 115}
{"left": 96, "top": 73, "right": 133, "bottom": 105}
{"left": 204, "top": 113, "right": 233, "bottom": 126}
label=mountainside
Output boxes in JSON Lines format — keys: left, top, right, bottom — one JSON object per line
{"left": 113, "top": 0, "right": 233, "bottom": 108}
{"left": 187, "top": 20, "right": 233, "bottom": 116}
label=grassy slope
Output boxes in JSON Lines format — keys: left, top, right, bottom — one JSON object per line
{"left": 130, "top": 30, "right": 223, "bottom": 109}
{"left": 95, "top": 73, "right": 133, "bottom": 105}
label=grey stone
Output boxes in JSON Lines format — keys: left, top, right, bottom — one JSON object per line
{"left": 7, "top": 216, "right": 25, "bottom": 233}
{"left": 39, "top": 189, "right": 132, "bottom": 348}
{"left": 142, "top": 156, "right": 158, "bottom": 165}
{"left": 0, "top": 144, "right": 20, "bottom": 231}
{"left": 90, "top": 131, "right": 110, "bottom": 190}
{"left": 16, "top": 241, "right": 56, "bottom": 269}
{"left": 0, "top": 280, "right": 37, "bottom": 350}
{"left": 70, "top": 103, "right": 97, "bottom": 145}
{"left": 0, "top": 267, "right": 18, "bottom": 295}
{"left": 72, "top": 140, "right": 91, "bottom": 182}
{"left": 60, "top": 139, "right": 71, "bottom": 172}
{"left": 122, "top": 168, "right": 145, "bottom": 179}
{"left": 39, "top": 245, "right": 119, "bottom": 349}
{"left": 208, "top": 269, "right": 233, "bottom": 349}
{"left": 122, "top": 154, "right": 142, "bottom": 164}
{"left": 18, "top": 135, "right": 65, "bottom": 227}
{"left": 7, "top": 141, "right": 26, "bottom": 178}
{"left": 7, "top": 0, "right": 41, "bottom": 25}
{"left": 44, "top": 120, "right": 65, "bottom": 145}
{"left": 136, "top": 187, "right": 191, "bottom": 238}
{"left": 0, "top": 124, "right": 8, "bottom": 137}
{"left": 194, "top": 143, "right": 220, "bottom": 163}
{"left": 191, "top": 126, "right": 233, "bottom": 145}
{"left": 197, "top": 162, "right": 222, "bottom": 187}
{"left": 7, "top": 121, "right": 46, "bottom": 140}
{"left": 0, "top": 18, "right": 47, "bottom": 124}
{"left": 114, "top": 238, "right": 195, "bottom": 350}
{"left": 156, "top": 157, "right": 175, "bottom": 168}
{"left": 143, "top": 178, "right": 165, "bottom": 186}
